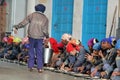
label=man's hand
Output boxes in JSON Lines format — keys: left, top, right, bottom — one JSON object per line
{"left": 77, "top": 66, "right": 84, "bottom": 72}
{"left": 112, "top": 71, "right": 120, "bottom": 76}
{"left": 13, "top": 28, "right": 18, "bottom": 34}
{"left": 13, "top": 25, "right": 18, "bottom": 34}
{"left": 100, "top": 71, "right": 107, "bottom": 77}
{"left": 98, "top": 50, "right": 104, "bottom": 58}
{"left": 85, "top": 53, "right": 93, "bottom": 61}
{"left": 91, "top": 68, "right": 98, "bottom": 77}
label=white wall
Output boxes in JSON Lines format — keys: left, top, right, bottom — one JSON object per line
{"left": 106, "top": 0, "right": 119, "bottom": 37}
{"left": 118, "top": 0, "right": 120, "bottom": 17}
{"left": 6, "top": 0, "right": 12, "bottom": 32}
{"left": 11, "top": 0, "right": 27, "bottom": 38}
{"left": 27, "top": 0, "right": 35, "bottom": 15}
{"left": 72, "top": 0, "right": 83, "bottom": 40}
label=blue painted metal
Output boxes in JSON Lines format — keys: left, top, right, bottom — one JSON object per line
{"left": 82, "top": 0, "right": 108, "bottom": 49}
{"left": 52, "top": 0, "right": 74, "bottom": 42}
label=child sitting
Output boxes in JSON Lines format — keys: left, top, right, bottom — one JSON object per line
{"left": 17, "top": 43, "right": 29, "bottom": 64}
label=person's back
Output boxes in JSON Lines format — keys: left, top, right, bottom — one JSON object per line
{"left": 27, "top": 12, "right": 48, "bottom": 39}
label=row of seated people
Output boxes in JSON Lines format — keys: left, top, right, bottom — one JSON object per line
{"left": 0, "top": 36, "right": 29, "bottom": 64}
{"left": 0, "top": 34, "right": 120, "bottom": 80}
{"left": 44, "top": 34, "right": 120, "bottom": 80}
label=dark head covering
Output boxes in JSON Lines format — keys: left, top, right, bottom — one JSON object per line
{"left": 108, "top": 37, "right": 116, "bottom": 47}
{"left": 101, "top": 38, "right": 110, "bottom": 43}
{"left": 93, "top": 43, "right": 101, "bottom": 50}
{"left": 35, "top": 4, "right": 46, "bottom": 13}
{"left": 101, "top": 37, "right": 116, "bottom": 47}
{"left": 23, "top": 44, "right": 30, "bottom": 49}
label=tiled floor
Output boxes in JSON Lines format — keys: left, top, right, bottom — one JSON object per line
{"left": 0, "top": 61, "right": 87, "bottom": 80}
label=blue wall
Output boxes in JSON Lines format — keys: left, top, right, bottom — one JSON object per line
{"left": 52, "top": 0, "right": 74, "bottom": 42}
{"left": 82, "top": 0, "right": 108, "bottom": 49}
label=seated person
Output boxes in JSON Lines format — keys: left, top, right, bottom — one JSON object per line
{"left": 77, "top": 43, "right": 102, "bottom": 75}
{"left": 44, "top": 33, "right": 71, "bottom": 67}
{"left": 60, "top": 39, "right": 85, "bottom": 72}
{"left": 87, "top": 43, "right": 102, "bottom": 76}
{"left": 111, "top": 39, "right": 120, "bottom": 80}
{"left": 17, "top": 43, "right": 29, "bottom": 63}
{"left": 91, "top": 37, "right": 117, "bottom": 79}
{"left": 0, "top": 37, "right": 13, "bottom": 58}
{"left": 5, "top": 37, "right": 21, "bottom": 60}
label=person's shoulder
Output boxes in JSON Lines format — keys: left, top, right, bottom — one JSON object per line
{"left": 35, "top": 12, "right": 48, "bottom": 18}
{"left": 34, "top": 11, "right": 44, "bottom": 15}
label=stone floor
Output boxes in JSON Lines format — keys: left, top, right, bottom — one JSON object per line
{"left": 0, "top": 61, "right": 89, "bottom": 80}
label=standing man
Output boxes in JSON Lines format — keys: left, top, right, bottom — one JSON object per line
{"left": 13, "top": 4, "right": 49, "bottom": 73}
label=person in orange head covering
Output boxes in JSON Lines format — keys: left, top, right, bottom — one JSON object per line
{"left": 60, "top": 39, "right": 80, "bottom": 71}
{"left": 60, "top": 38, "right": 87, "bottom": 72}
{"left": 66, "top": 38, "right": 82, "bottom": 55}
{"left": 44, "top": 33, "right": 72, "bottom": 67}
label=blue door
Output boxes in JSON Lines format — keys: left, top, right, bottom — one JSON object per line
{"left": 52, "top": 0, "right": 74, "bottom": 42}
{"left": 82, "top": 0, "right": 108, "bottom": 49}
